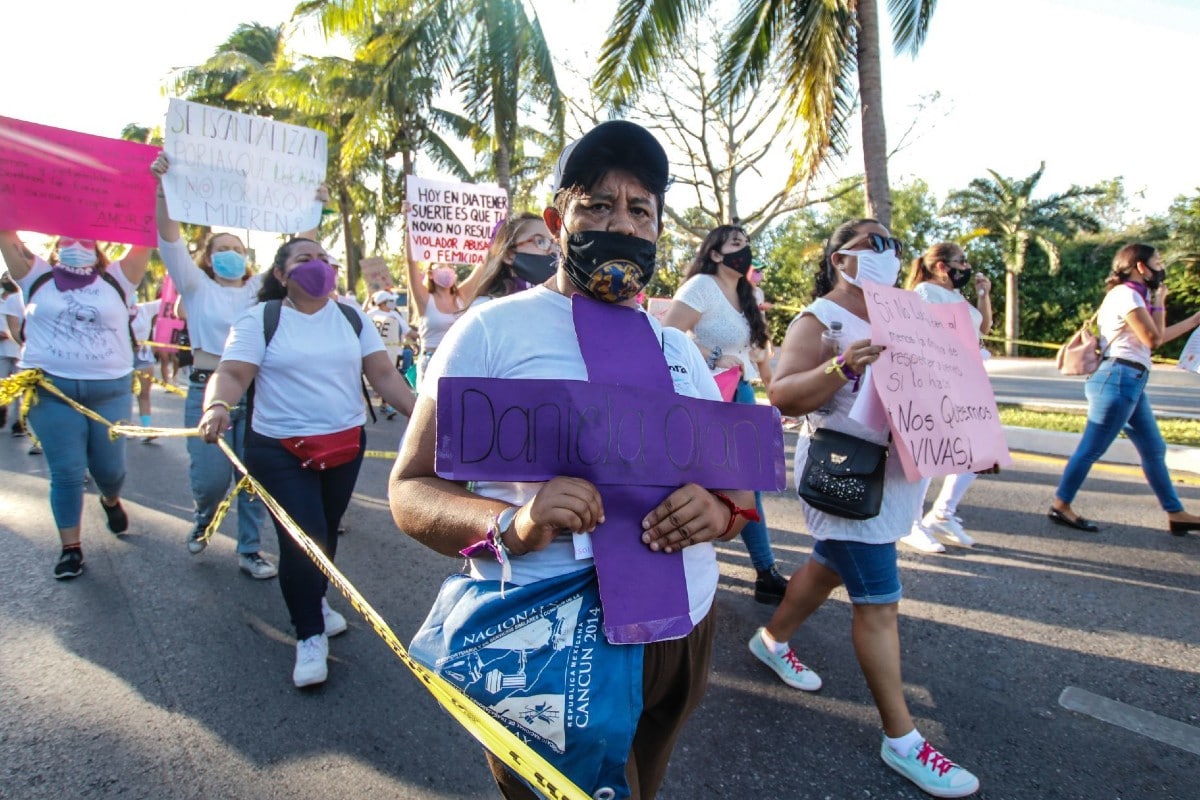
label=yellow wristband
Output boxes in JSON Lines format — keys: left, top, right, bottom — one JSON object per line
{"left": 823, "top": 357, "right": 850, "bottom": 381}
{"left": 204, "top": 399, "right": 232, "bottom": 413}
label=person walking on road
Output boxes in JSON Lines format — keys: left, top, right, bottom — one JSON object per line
{"left": 199, "top": 236, "right": 415, "bottom": 688}
{"left": 1051, "top": 243, "right": 1200, "bottom": 535}
{"left": 662, "top": 224, "right": 788, "bottom": 603}
{"left": 0, "top": 231, "right": 150, "bottom": 579}
{"left": 755, "top": 218, "right": 980, "bottom": 798}
{"left": 899, "top": 242, "right": 994, "bottom": 553}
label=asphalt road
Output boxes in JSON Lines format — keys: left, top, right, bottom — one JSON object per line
{"left": 985, "top": 358, "right": 1198, "bottom": 419}
{"left": 1, "top": 386, "right": 1198, "bottom": 800}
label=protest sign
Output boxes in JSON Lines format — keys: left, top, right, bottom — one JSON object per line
{"left": 1178, "top": 325, "right": 1200, "bottom": 373}
{"left": 0, "top": 116, "right": 157, "bottom": 246}
{"left": 360, "top": 256, "right": 391, "bottom": 292}
{"left": 863, "top": 281, "right": 1011, "bottom": 479}
{"left": 405, "top": 176, "right": 508, "bottom": 265}
{"left": 162, "top": 99, "right": 326, "bottom": 234}
{"left": 152, "top": 275, "right": 185, "bottom": 350}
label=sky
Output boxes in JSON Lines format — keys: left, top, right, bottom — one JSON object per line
{"left": 3, "top": 0, "right": 1199, "bottom": 249}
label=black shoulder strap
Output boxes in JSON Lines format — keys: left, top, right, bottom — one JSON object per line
{"left": 262, "top": 299, "right": 283, "bottom": 348}
{"left": 27, "top": 272, "right": 53, "bottom": 300}
{"left": 335, "top": 300, "right": 364, "bottom": 336}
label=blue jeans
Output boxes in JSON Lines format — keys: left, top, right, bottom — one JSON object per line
{"left": 733, "top": 379, "right": 774, "bottom": 570}
{"left": 1056, "top": 359, "right": 1182, "bottom": 512}
{"left": 811, "top": 540, "right": 902, "bottom": 605}
{"left": 27, "top": 374, "right": 131, "bottom": 529}
{"left": 185, "top": 382, "right": 266, "bottom": 553}
{"left": 245, "top": 428, "right": 365, "bottom": 639}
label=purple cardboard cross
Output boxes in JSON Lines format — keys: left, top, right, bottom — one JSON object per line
{"left": 435, "top": 295, "right": 785, "bottom": 643}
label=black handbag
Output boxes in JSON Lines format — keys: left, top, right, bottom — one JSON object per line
{"left": 798, "top": 427, "right": 888, "bottom": 520}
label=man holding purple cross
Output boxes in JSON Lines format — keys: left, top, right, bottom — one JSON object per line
{"left": 391, "top": 121, "right": 783, "bottom": 799}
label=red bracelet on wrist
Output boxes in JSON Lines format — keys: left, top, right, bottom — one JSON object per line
{"left": 710, "top": 491, "right": 761, "bottom": 536}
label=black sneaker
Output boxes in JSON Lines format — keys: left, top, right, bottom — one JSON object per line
{"left": 54, "top": 548, "right": 84, "bottom": 579}
{"left": 100, "top": 498, "right": 129, "bottom": 534}
{"left": 11, "top": 420, "right": 26, "bottom": 437}
{"left": 754, "top": 566, "right": 790, "bottom": 605}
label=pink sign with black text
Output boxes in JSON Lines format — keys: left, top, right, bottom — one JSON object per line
{"left": 862, "top": 281, "right": 1011, "bottom": 480}
{"left": 0, "top": 116, "right": 157, "bottom": 246}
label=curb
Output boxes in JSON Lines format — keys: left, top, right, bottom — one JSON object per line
{"left": 1003, "top": 426, "right": 1200, "bottom": 478}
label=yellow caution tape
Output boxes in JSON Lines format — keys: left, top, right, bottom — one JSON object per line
{"left": 138, "top": 339, "right": 192, "bottom": 352}
{"left": 214, "top": 439, "right": 590, "bottom": 799}
{"left": 133, "top": 370, "right": 187, "bottom": 398}
{"left": 363, "top": 449, "right": 399, "bottom": 460}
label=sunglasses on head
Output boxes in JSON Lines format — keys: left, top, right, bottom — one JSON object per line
{"left": 848, "top": 233, "right": 904, "bottom": 257}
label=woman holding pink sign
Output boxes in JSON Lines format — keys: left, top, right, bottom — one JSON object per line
{"left": 0, "top": 231, "right": 150, "bottom": 579}
{"left": 754, "top": 219, "right": 980, "bottom": 798}
{"left": 662, "top": 223, "right": 786, "bottom": 605}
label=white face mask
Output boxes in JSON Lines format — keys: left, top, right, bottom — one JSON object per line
{"left": 837, "top": 249, "right": 901, "bottom": 288}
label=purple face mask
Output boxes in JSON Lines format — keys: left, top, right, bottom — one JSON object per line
{"left": 287, "top": 259, "right": 337, "bottom": 299}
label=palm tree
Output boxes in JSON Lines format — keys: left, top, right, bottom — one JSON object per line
{"left": 173, "top": 23, "right": 285, "bottom": 115}
{"left": 303, "top": 0, "right": 564, "bottom": 202}
{"left": 943, "top": 162, "right": 1102, "bottom": 355}
{"left": 596, "top": 0, "right": 939, "bottom": 228}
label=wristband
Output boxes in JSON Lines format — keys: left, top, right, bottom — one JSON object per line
{"left": 204, "top": 399, "right": 232, "bottom": 413}
{"left": 823, "top": 356, "right": 850, "bottom": 381}
{"left": 459, "top": 507, "right": 517, "bottom": 594}
{"left": 710, "top": 491, "right": 761, "bottom": 536}
{"left": 1149, "top": 306, "right": 1164, "bottom": 313}
{"left": 834, "top": 353, "right": 859, "bottom": 381}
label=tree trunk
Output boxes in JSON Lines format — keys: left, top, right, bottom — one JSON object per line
{"left": 1004, "top": 268, "right": 1019, "bottom": 357}
{"left": 337, "top": 184, "right": 361, "bottom": 296}
{"left": 494, "top": 140, "right": 512, "bottom": 204}
{"left": 856, "top": 0, "right": 892, "bottom": 228}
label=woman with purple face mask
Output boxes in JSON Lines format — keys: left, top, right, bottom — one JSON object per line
{"left": 198, "top": 237, "right": 416, "bottom": 688}
{"left": 151, "top": 152, "right": 327, "bottom": 578}
{"left": 405, "top": 250, "right": 465, "bottom": 393}
{"left": 0, "top": 230, "right": 151, "bottom": 579}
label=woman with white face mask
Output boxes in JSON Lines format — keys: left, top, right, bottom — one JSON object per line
{"left": 0, "top": 230, "right": 150, "bottom": 579}
{"left": 404, "top": 253, "right": 466, "bottom": 393}
{"left": 756, "top": 219, "right": 981, "bottom": 798}
{"left": 152, "top": 153, "right": 324, "bottom": 579}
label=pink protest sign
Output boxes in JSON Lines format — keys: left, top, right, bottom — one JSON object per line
{"left": 862, "top": 281, "right": 1011, "bottom": 479}
{"left": 0, "top": 116, "right": 157, "bottom": 246}
{"left": 153, "top": 275, "right": 186, "bottom": 349}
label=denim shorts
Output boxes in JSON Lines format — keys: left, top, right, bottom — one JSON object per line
{"left": 811, "top": 539, "right": 902, "bottom": 605}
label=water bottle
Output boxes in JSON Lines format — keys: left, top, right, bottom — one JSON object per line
{"left": 815, "top": 321, "right": 843, "bottom": 415}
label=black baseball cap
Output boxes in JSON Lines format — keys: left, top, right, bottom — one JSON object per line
{"left": 553, "top": 120, "right": 670, "bottom": 196}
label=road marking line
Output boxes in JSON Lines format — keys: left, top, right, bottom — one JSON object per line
{"left": 1058, "top": 686, "right": 1200, "bottom": 756}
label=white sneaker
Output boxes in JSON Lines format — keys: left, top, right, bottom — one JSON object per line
{"left": 924, "top": 513, "right": 975, "bottom": 548}
{"left": 901, "top": 524, "right": 946, "bottom": 554}
{"left": 293, "top": 633, "right": 329, "bottom": 687}
{"left": 322, "top": 597, "right": 347, "bottom": 637}
{"left": 238, "top": 552, "right": 277, "bottom": 579}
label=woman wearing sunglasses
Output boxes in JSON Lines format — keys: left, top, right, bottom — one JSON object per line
{"left": 899, "top": 242, "right": 994, "bottom": 553}
{"left": 461, "top": 213, "right": 561, "bottom": 308}
{"left": 0, "top": 231, "right": 150, "bottom": 579}
{"left": 662, "top": 223, "right": 788, "bottom": 604}
{"left": 753, "top": 219, "right": 980, "bottom": 798}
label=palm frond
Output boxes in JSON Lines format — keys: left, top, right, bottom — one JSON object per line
{"left": 889, "top": 0, "right": 937, "bottom": 56}
{"left": 595, "top": 0, "right": 715, "bottom": 108}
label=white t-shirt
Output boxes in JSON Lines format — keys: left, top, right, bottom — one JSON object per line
{"left": 222, "top": 300, "right": 385, "bottom": 438}
{"left": 795, "top": 298, "right": 923, "bottom": 544}
{"left": 132, "top": 299, "right": 163, "bottom": 363}
{"left": 1098, "top": 283, "right": 1151, "bottom": 368}
{"left": 423, "top": 286, "right": 723, "bottom": 626}
{"left": 672, "top": 274, "right": 760, "bottom": 381}
{"left": 368, "top": 308, "right": 410, "bottom": 347}
{"left": 0, "top": 291, "right": 25, "bottom": 359}
{"left": 17, "top": 257, "right": 136, "bottom": 379}
{"left": 159, "top": 236, "right": 262, "bottom": 357}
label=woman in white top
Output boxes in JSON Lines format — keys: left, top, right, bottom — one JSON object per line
{"left": 152, "top": 153, "right": 326, "bottom": 578}
{"left": 662, "top": 224, "right": 786, "bottom": 604}
{"left": 460, "top": 212, "right": 561, "bottom": 308}
{"left": 1052, "top": 243, "right": 1200, "bottom": 535}
{"left": 405, "top": 252, "right": 465, "bottom": 392}
{"left": 898, "top": 242, "right": 994, "bottom": 553}
{"left": 199, "top": 237, "right": 415, "bottom": 689}
{"left": 0, "top": 231, "right": 150, "bottom": 579}
{"left": 754, "top": 219, "right": 980, "bottom": 798}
